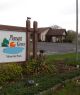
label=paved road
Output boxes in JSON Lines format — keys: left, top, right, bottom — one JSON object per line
{"left": 37, "top": 42, "right": 80, "bottom": 54}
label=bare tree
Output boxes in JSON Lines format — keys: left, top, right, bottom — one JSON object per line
{"left": 50, "top": 25, "right": 62, "bottom": 29}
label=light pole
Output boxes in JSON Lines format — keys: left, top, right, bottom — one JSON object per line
{"left": 76, "top": 0, "right": 78, "bottom": 61}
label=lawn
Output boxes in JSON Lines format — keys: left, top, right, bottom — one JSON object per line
{"left": 54, "top": 80, "right": 80, "bottom": 95}
{"left": 46, "top": 53, "right": 80, "bottom": 65}
{"left": 0, "top": 70, "right": 80, "bottom": 95}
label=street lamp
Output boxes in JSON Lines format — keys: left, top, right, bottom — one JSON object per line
{"left": 76, "top": 0, "right": 78, "bottom": 61}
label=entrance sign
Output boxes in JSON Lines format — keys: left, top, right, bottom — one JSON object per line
{"left": 0, "top": 30, "right": 26, "bottom": 63}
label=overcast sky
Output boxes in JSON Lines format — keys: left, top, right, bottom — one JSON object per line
{"left": 0, "top": 0, "right": 80, "bottom": 32}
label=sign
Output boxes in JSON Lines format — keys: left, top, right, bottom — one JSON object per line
{"left": 0, "top": 30, "right": 26, "bottom": 63}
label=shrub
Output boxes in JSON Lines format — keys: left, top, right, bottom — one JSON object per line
{"left": 0, "top": 63, "right": 22, "bottom": 85}
{"left": 22, "top": 56, "right": 57, "bottom": 76}
{"left": 22, "top": 59, "right": 37, "bottom": 76}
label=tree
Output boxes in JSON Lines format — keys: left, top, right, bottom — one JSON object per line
{"left": 50, "top": 25, "right": 62, "bottom": 29}
{"left": 78, "top": 34, "right": 80, "bottom": 44}
{"left": 65, "top": 30, "right": 76, "bottom": 43}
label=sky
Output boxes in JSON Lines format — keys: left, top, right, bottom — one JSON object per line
{"left": 0, "top": 0, "right": 80, "bottom": 32}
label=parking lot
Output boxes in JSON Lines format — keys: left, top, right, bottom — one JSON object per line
{"left": 37, "top": 42, "right": 80, "bottom": 54}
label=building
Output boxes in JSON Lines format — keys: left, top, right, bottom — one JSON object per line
{"left": 38, "top": 27, "right": 67, "bottom": 42}
{"left": 38, "top": 27, "right": 49, "bottom": 41}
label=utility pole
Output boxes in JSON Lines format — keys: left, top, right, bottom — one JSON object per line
{"left": 76, "top": 0, "right": 78, "bottom": 61}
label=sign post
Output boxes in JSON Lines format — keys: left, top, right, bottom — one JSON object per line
{"left": 26, "top": 19, "right": 31, "bottom": 60}
{"left": 33, "top": 21, "right": 38, "bottom": 59}
{"left": 0, "top": 18, "right": 38, "bottom": 63}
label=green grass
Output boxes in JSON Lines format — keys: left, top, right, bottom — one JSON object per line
{"left": 0, "top": 70, "right": 80, "bottom": 95}
{"left": 54, "top": 81, "right": 80, "bottom": 95}
{"left": 46, "top": 53, "right": 80, "bottom": 65}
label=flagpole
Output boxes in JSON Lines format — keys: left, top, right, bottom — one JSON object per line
{"left": 76, "top": 0, "right": 78, "bottom": 61}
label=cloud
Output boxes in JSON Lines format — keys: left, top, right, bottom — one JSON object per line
{"left": 0, "top": 0, "right": 17, "bottom": 12}
{"left": 0, "top": 0, "right": 80, "bottom": 32}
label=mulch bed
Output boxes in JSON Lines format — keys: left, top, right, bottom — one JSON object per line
{"left": 54, "top": 60, "right": 78, "bottom": 73}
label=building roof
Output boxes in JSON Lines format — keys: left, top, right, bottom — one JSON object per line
{"left": 46, "top": 28, "right": 66, "bottom": 36}
{"left": 38, "top": 27, "right": 50, "bottom": 34}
